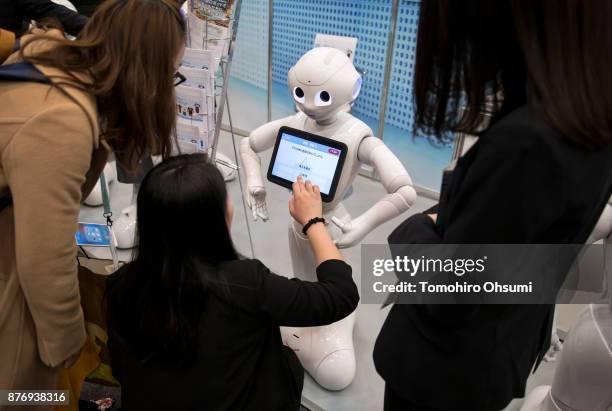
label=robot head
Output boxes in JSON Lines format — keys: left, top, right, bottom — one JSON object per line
{"left": 288, "top": 47, "right": 362, "bottom": 122}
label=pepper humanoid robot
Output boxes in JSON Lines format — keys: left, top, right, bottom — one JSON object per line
{"left": 519, "top": 302, "right": 612, "bottom": 411}
{"left": 519, "top": 306, "right": 612, "bottom": 411}
{"left": 520, "top": 196, "right": 612, "bottom": 411}
{"left": 240, "top": 47, "right": 417, "bottom": 390}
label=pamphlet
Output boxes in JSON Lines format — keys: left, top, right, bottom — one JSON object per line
{"left": 176, "top": 121, "right": 209, "bottom": 153}
{"left": 181, "top": 66, "right": 214, "bottom": 96}
{"left": 176, "top": 85, "right": 209, "bottom": 128}
{"left": 187, "top": 12, "right": 229, "bottom": 68}
{"left": 204, "top": 22, "right": 230, "bottom": 60}
{"left": 182, "top": 47, "right": 217, "bottom": 72}
{"left": 174, "top": 138, "right": 199, "bottom": 155}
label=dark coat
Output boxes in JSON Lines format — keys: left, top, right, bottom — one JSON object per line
{"left": 0, "top": 0, "right": 87, "bottom": 36}
{"left": 374, "top": 105, "right": 612, "bottom": 411}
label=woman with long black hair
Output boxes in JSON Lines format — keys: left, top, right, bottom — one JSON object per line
{"left": 374, "top": 1, "right": 612, "bottom": 410}
{"left": 106, "top": 154, "right": 359, "bottom": 410}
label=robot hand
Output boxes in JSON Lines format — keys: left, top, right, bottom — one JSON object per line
{"left": 245, "top": 185, "right": 269, "bottom": 222}
{"left": 331, "top": 216, "right": 370, "bottom": 249}
{"left": 240, "top": 136, "right": 273, "bottom": 222}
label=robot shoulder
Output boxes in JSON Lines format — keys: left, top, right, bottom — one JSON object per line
{"left": 337, "top": 111, "right": 373, "bottom": 139}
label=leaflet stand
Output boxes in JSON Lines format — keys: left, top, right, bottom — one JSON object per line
{"left": 186, "top": 0, "right": 254, "bottom": 259}
{"left": 187, "top": 0, "right": 243, "bottom": 168}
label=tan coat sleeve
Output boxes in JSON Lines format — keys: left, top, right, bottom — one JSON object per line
{"left": 2, "top": 104, "right": 94, "bottom": 367}
{"left": 0, "top": 29, "right": 16, "bottom": 64}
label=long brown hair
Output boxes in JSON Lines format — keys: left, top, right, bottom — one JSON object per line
{"left": 21, "top": 0, "right": 186, "bottom": 167}
{"left": 414, "top": 0, "right": 612, "bottom": 148}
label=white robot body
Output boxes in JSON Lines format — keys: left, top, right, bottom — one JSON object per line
{"left": 276, "top": 111, "right": 370, "bottom": 210}
{"left": 240, "top": 47, "right": 416, "bottom": 390}
{"left": 521, "top": 304, "right": 612, "bottom": 411}
{"left": 112, "top": 153, "right": 237, "bottom": 250}
{"left": 83, "top": 161, "right": 117, "bottom": 207}
{"left": 114, "top": 202, "right": 138, "bottom": 249}
{"left": 281, "top": 312, "right": 357, "bottom": 391}
{"left": 588, "top": 195, "right": 612, "bottom": 243}
{"left": 283, "top": 203, "right": 356, "bottom": 390}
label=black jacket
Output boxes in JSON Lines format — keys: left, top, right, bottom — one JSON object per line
{"left": 373, "top": 105, "right": 612, "bottom": 411}
{"left": 69, "top": 0, "right": 102, "bottom": 17}
{"left": 0, "top": 0, "right": 87, "bottom": 36}
{"left": 107, "top": 259, "right": 359, "bottom": 411}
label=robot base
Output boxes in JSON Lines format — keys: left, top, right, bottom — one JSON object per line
{"left": 285, "top": 204, "right": 358, "bottom": 391}
{"left": 520, "top": 386, "right": 555, "bottom": 411}
{"left": 281, "top": 312, "right": 357, "bottom": 391}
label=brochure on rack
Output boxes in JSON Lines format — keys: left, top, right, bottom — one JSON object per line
{"left": 176, "top": 121, "right": 209, "bottom": 153}
{"left": 182, "top": 47, "right": 216, "bottom": 72}
{"left": 176, "top": 85, "right": 214, "bottom": 133}
{"left": 181, "top": 66, "right": 214, "bottom": 97}
{"left": 187, "top": 13, "right": 229, "bottom": 69}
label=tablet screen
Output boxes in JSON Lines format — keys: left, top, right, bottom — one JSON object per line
{"left": 75, "top": 223, "right": 112, "bottom": 247}
{"left": 270, "top": 131, "right": 343, "bottom": 196}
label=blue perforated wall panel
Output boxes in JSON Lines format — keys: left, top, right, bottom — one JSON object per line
{"left": 231, "top": 0, "right": 269, "bottom": 89}
{"left": 386, "top": 0, "right": 419, "bottom": 132}
{"left": 233, "top": 0, "right": 421, "bottom": 134}
{"left": 272, "top": 0, "right": 396, "bottom": 125}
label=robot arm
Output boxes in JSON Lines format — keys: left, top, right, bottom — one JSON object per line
{"left": 332, "top": 136, "right": 417, "bottom": 248}
{"left": 239, "top": 117, "right": 292, "bottom": 221}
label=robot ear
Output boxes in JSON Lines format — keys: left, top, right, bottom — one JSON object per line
{"left": 287, "top": 66, "right": 296, "bottom": 86}
{"left": 352, "top": 75, "right": 363, "bottom": 100}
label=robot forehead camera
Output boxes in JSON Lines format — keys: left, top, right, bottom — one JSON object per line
{"left": 288, "top": 47, "right": 362, "bottom": 115}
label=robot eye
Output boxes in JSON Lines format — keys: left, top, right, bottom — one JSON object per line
{"left": 315, "top": 90, "right": 332, "bottom": 107}
{"left": 293, "top": 87, "right": 305, "bottom": 104}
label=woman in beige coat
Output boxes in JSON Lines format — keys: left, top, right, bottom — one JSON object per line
{"left": 0, "top": 0, "right": 185, "bottom": 397}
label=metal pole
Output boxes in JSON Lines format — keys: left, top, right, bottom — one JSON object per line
{"left": 210, "top": 0, "right": 244, "bottom": 163}
{"left": 225, "top": 90, "right": 256, "bottom": 258}
{"left": 267, "top": 0, "right": 273, "bottom": 122}
{"left": 377, "top": 0, "right": 400, "bottom": 140}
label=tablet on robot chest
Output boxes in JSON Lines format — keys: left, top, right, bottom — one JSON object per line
{"left": 267, "top": 127, "right": 348, "bottom": 203}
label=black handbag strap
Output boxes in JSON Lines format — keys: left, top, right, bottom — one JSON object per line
{"left": 0, "top": 61, "right": 51, "bottom": 84}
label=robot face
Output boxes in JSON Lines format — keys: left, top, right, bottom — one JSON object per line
{"left": 288, "top": 47, "right": 362, "bottom": 121}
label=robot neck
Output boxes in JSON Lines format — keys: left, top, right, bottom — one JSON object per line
{"left": 314, "top": 112, "right": 339, "bottom": 126}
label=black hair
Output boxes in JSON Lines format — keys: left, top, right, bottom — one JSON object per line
{"left": 413, "top": 0, "right": 612, "bottom": 147}
{"left": 109, "top": 153, "right": 237, "bottom": 366}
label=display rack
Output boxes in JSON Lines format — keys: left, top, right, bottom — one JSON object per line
{"left": 186, "top": 0, "right": 243, "bottom": 167}
{"left": 186, "top": 0, "right": 255, "bottom": 258}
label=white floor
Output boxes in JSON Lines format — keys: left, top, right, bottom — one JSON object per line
{"left": 78, "top": 130, "right": 586, "bottom": 411}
